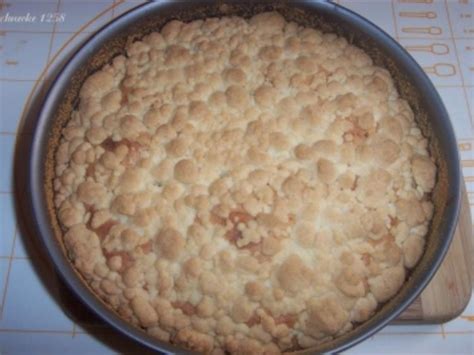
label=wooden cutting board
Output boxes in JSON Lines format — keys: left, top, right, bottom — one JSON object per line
{"left": 397, "top": 182, "right": 473, "bottom": 323}
{"left": 56, "top": 184, "right": 473, "bottom": 325}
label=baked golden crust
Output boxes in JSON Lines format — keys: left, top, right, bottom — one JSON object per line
{"left": 53, "top": 12, "right": 436, "bottom": 353}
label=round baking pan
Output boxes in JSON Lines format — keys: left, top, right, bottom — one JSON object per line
{"left": 25, "top": 1, "right": 461, "bottom": 353}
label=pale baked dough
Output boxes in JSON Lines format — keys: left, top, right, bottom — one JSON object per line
{"left": 53, "top": 12, "right": 436, "bottom": 353}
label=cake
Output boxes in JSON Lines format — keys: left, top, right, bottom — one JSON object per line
{"left": 53, "top": 12, "right": 436, "bottom": 354}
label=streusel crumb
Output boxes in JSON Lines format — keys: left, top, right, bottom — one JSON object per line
{"left": 54, "top": 12, "right": 436, "bottom": 353}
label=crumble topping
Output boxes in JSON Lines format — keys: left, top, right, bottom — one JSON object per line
{"left": 53, "top": 12, "right": 436, "bottom": 354}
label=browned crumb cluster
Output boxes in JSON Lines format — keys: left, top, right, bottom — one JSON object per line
{"left": 53, "top": 12, "right": 436, "bottom": 354}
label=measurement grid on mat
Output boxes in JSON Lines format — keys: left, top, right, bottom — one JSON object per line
{"left": 0, "top": 0, "right": 472, "bottom": 353}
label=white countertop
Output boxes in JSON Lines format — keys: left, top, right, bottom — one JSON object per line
{"left": 0, "top": 1, "right": 472, "bottom": 354}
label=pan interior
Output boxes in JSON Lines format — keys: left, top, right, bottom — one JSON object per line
{"left": 41, "top": 1, "right": 459, "bottom": 353}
